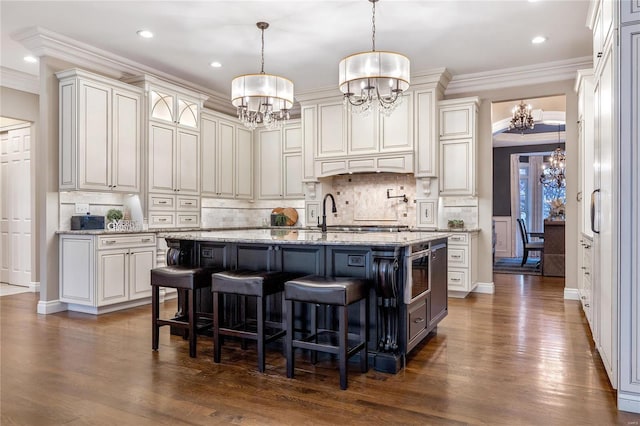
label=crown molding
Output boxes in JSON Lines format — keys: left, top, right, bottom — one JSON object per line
{"left": 0, "top": 66, "right": 39, "bottom": 94}
{"left": 12, "top": 27, "right": 231, "bottom": 114}
{"left": 574, "top": 68, "right": 595, "bottom": 92}
{"left": 445, "top": 56, "right": 593, "bottom": 95}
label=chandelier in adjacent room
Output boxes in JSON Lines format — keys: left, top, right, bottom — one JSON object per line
{"left": 231, "top": 22, "right": 293, "bottom": 129}
{"left": 338, "top": 0, "right": 410, "bottom": 116}
{"left": 540, "top": 147, "right": 566, "bottom": 188}
{"left": 508, "top": 100, "right": 535, "bottom": 132}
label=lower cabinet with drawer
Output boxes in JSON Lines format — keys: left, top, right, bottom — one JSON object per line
{"left": 148, "top": 193, "right": 200, "bottom": 228}
{"left": 59, "top": 233, "right": 157, "bottom": 314}
{"left": 447, "top": 231, "right": 478, "bottom": 297}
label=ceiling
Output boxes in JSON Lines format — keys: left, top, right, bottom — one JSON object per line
{"left": 1, "top": 0, "right": 593, "bottom": 101}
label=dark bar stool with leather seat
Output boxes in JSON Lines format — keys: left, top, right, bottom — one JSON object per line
{"left": 151, "top": 265, "right": 220, "bottom": 358}
{"left": 211, "top": 270, "right": 297, "bottom": 373}
{"left": 284, "top": 275, "right": 369, "bottom": 390}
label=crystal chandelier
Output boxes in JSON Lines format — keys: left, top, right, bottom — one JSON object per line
{"left": 338, "top": 0, "right": 410, "bottom": 116}
{"left": 231, "top": 22, "right": 293, "bottom": 130}
{"left": 509, "top": 101, "right": 534, "bottom": 132}
{"left": 540, "top": 147, "right": 566, "bottom": 188}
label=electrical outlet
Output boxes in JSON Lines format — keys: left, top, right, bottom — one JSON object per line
{"left": 75, "top": 203, "right": 89, "bottom": 214}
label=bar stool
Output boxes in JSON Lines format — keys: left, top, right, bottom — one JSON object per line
{"left": 211, "top": 270, "right": 297, "bottom": 372}
{"left": 284, "top": 275, "right": 369, "bottom": 390}
{"left": 151, "top": 265, "right": 220, "bottom": 358}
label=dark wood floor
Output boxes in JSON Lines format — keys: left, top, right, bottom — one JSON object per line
{"left": 2, "top": 273, "right": 639, "bottom": 425}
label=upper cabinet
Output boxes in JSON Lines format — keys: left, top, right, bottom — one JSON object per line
{"left": 575, "top": 69, "right": 595, "bottom": 239}
{"left": 200, "top": 111, "right": 253, "bottom": 200}
{"left": 149, "top": 88, "right": 200, "bottom": 129}
{"left": 438, "top": 97, "right": 479, "bottom": 196}
{"left": 305, "top": 94, "right": 414, "bottom": 177}
{"left": 256, "top": 121, "right": 303, "bottom": 199}
{"left": 591, "top": 0, "right": 615, "bottom": 74}
{"left": 57, "top": 68, "right": 142, "bottom": 193}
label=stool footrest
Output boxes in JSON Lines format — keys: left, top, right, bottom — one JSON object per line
{"left": 293, "top": 330, "right": 366, "bottom": 357}
{"left": 218, "top": 326, "right": 286, "bottom": 343}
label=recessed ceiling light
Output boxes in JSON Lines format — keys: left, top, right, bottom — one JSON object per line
{"left": 23, "top": 55, "right": 38, "bottom": 63}
{"left": 137, "top": 30, "right": 154, "bottom": 39}
{"left": 531, "top": 36, "right": 547, "bottom": 44}
{"left": 210, "top": 61, "right": 222, "bottom": 68}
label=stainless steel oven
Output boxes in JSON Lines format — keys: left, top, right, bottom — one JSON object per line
{"left": 403, "top": 243, "right": 431, "bottom": 304}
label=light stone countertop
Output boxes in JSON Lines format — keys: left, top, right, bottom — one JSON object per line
{"left": 158, "top": 229, "right": 452, "bottom": 248}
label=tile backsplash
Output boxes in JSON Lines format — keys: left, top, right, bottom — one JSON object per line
{"left": 326, "top": 173, "right": 416, "bottom": 227}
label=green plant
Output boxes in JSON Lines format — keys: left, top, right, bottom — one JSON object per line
{"left": 273, "top": 213, "right": 288, "bottom": 226}
{"left": 106, "top": 208, "right": 123, "bottom": 223}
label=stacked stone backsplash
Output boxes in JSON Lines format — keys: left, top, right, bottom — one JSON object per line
{"left": 438, "top": 196, "right": 479, "bottom": 229}
{"left": 201, "top": 199, "right": 306, "bottom": 228}
{"left": 324, "top": 173, "right": 417, "bottom": 227}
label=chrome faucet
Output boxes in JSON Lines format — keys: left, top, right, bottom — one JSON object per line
{"left": 318, "top": 193, "right": 337, "bottom": 233}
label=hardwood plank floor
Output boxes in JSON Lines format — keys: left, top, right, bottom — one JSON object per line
{"left": 2, "top": 274, "right": 639, "bottom": 425}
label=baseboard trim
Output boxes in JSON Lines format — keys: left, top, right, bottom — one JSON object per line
{"left": 30, "top": 281, "right": 40, "bottom": 292}
{"left": 563, "top": 288, "right": 580, "bottom": 300}
{"left": 37, "top": 300, "right": 68, "bottom": 315}
{"left": 618, "top": 391, "right": 640, "bottom": 414}
{"left": 473, "top": 282, "right": 495, "bottom": 294}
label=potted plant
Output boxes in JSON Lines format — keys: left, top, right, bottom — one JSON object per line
{"left": 106, "top": 208, "right": 123, "bottom": 224}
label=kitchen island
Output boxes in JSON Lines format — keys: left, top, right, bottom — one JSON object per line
{"left": 160, "top": 228, "right": 450, "bottom": 373}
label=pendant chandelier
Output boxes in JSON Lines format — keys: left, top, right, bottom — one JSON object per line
{"left": 509, "top": 100, "right": 534, "bottom": 132}
{"left": 231, "top": 22, "right": 293, "bottom": 130}
{"left": 540, "top": 147, "right": 566, "bottom": 188}
{"left": 338, "top": 0, "right": 410, "bottom": 116}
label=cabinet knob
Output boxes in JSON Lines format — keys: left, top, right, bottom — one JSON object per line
{"left": 597, "top": 52, "right": 603, "bottom": 58}
{"left": 413, "top": 317, "right": 425, "bottom": 324}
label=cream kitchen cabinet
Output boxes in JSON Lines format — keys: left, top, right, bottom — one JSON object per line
{"left": 316, "top": 100, "right": 348, "bottom": 158}
{"left": 59, "top": 233, "right": 156, "bottom": 314}
{"left": 256, "top": 121, "right": 303, "bottom": 199}
{"left": 201, "top": 111, "right": 253, "bottom": 200}
{"left": 575, "top": 70, "right": 595, "bottom": 239}
{"left": 592, "top": 0, "right": 614, "bottom": 75}
{"left": 348, "top": 92, "right": 414, "bottom": 155}
{"left": 57, "top": 68, "right": 142, "bottom": 193}
{"left": 148, "top": 194, "right": 200, "bottom": 228}
{"left": 438, "top": 97, "right": 479, "bottom": 196}
{"left": 446, "top": 232, "right": 478, "bottom": 297}
{"left": 148, "top": 121, "right": 200, "bottom": 195}
{"left": 123, "top": 75, "right": 203, "bottom": 130}
{"left": 579, "top": 235, "right": 593, "bottom": 330}
{"left": 414, "top": 89, "right": 439, "bottom": 178}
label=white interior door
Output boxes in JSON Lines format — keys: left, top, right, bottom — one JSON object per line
{"left": 0, "top": 125, "right": 32, "bottom": 287}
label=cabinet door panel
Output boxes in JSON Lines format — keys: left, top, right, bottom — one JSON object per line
{"left": 98, "top": 250, "right": 128, "bottom": 305}
{"left": 318, "top": 102, "right": 347, "bottom": 157}
{"left": 149, "top": 123, "right": 175, "bottom": 193}
{"left": 218, "top": 121, "right": 235, "bottom": 198}
{"left": 129, "top": 249, "right": 154, "bottom": 300}
{"left": 440, "top": 139, "right": 471, "bottom": 194}
{"left": 440, "top": 106, "right": 473, "bottom": 139}
{"left": 200, "top": 117, "right": 218, "bottom": 196}
{"left": 258, "top": 129, "right": 283, "bottom": 198}
{"left": 112, "top": 89, "right": 140, "bottom": 192}
{"left": 381, "top": 92, "right": 413, "bottom": 152}
{"left": 284, "top": 153, "right": 303, "bottom": 198}
{"left": 349, "top": 113, "right": 377, "bottom": 154}
{"left": 79, "top": 81, "right": 111, "bottom": 190}
{"left": 176, "top": 130, "right": 199, "bottom": 194}
{"left": 235, "top": 127, "right": 253, "bottom": 199}
{"left": 283, "top": 125, "right": 302, "bottom": 152}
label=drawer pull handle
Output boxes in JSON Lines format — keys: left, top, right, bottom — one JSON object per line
{"left": 413, "top": 317, "right": 425, "bottom": 323}
{"left": 451, "top": 278, "right": 461, "bottom": 282}
{"left": 142, "top": 238, "right": 152, "bottom": 242}
{"left": 184, "top": 218, "right": 193, "bottom": 221}
{"left": 451, "top": 255, "right": 462, "bottom": 259}
{"left": 158, "top": 201, "right": 168, "bottom": 204}
{"left": 159, "top": 218, "right": 167, "bottom": 222}
{"left": 104, "top": 240, "right": 116, "bottom": 244}
{"left": 184, "top": 202, "right": 193, "bottom": 205}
